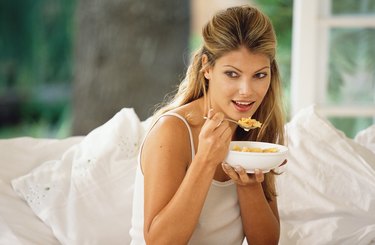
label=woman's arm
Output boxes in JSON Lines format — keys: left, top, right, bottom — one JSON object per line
{"left": 222, "top": 166, "right": 280, "bottom": 245}
{"left": 237, "top": 181, "right": 280, "bottom": 245}
{"left": 143, "top": 112, "right": 232, "bottom": 245}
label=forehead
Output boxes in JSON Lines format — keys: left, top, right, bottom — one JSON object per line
{"left": 214, "top": 47, "right": 270, "bottom": 70}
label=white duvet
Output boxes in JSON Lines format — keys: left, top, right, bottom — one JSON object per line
{"left": 0, "top": 106, "right": 374, "bottom": 245}
{"left": 0, "top": 137, "right": 82, "bottom": 245}
{"left": 277, "top": 107, "right": 375, "bottom": 245}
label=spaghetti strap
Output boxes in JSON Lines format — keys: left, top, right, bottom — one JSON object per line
{"left": 137, "top": 112, "right": 195, "bottom": 173}
{"left": 162, "top": 112, "right": 195, "bottom": 159}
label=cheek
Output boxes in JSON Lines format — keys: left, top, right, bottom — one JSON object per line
{"left": 262, "top": 84, "right": 271, "bottom": 97}
{"left": 209, "top": 76, "right": 236, "bottom": 96}
{"left": 222, "top": 82, "right": 238, "bottom": 94}
{"left": 258, "top": 82, "right": 271, "bottom": 102}
{"left": 259, "top": 79, "right": 271, "bottom": 95}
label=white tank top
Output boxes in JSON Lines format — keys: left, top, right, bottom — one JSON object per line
{"left": 130, "top": 112, "right": 244, "bottom": 245}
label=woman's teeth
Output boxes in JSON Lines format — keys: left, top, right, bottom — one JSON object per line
{"left": 234, "top": 101, "right": 254, "bottom": 106}
{"left": 236, "top": 102, "right": 250, "bottom": 105}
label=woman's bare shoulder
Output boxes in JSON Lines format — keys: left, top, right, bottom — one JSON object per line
{"left": 142, "top": 112, "right": 192, "bottom": 171}
{"left": 149, "top": 112, "right": 190, "bottom": 139}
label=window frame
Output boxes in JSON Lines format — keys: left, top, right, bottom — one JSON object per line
{"left": 291, "top": 0, "right": 375, "bottom": 118}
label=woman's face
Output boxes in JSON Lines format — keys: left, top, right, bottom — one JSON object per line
{"left": 204, "top": 46, "right": 271, "bottom": 120}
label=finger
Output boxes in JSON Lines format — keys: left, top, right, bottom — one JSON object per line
{"left": 235, "top": 166, "right": 251, "bottom": 184}
{"left": 212, "top": 112, "right": 224, "bottom": 124}
{"left": 215, "top": 119, "right": 223, "bottom": 128}
{"left": 222, "top": 163, "right": 239, "bottom": 181}
{"left": 212, "top": 121, "right": 230, "bottom": 138}
{"left": 207, "top": 108, "right": 214, "bottom": 119}
{"left": 202, "top": 110, "right": 221, "bottom": 134}
{"left": 220, "top": 123, "right": 232, "bottom": 140}
{"left": 279, "top": 159, "right": 287, "bottom": 167}
{"left": 254, "top": 169, "right": 264, "bottom": 182}
{"left": 208, "top": 112, "right": 224, "bottom": 130}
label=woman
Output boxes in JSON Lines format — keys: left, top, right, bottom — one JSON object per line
{"left": 130, "top": 5, "right": 286, "bottom": 245}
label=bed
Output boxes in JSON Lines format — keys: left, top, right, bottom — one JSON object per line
{"left": 1, "top": 106, "right": 375, "bottom": 245}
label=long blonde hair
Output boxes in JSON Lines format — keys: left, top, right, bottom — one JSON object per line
{"left": 155, "top": 5, "right": 285, "bottom": 201}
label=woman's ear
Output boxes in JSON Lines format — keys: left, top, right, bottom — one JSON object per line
{"left": 204, "top": 71, "right": 211, "bottom": 80}
{"left": 201, "top": 54, "right": 211, "bottom": 80}
{"left": 202, "top": 54, "right": 208, "bottom": 66}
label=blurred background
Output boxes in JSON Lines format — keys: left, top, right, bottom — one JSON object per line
{"left": 0, "top": 0, "right": 373, "bottom": 139}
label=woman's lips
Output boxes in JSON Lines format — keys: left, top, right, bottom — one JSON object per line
{"left": 232, "top": 100, "right": 255, "bottom": 112}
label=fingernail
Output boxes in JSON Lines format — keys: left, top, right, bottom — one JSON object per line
{"left": 207, "top": 108, "right": 214, "bottom": 119}
{"left": 222, "top": 163, "right": 230, "bottom": 170}
{"left": 235, "top": 166, "right": 242, "bottom": 173}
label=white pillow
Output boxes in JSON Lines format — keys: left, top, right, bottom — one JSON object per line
{"left": 12, "top": 108, "right": 145, "bottom": 245}
{"left": 355, "top": 124, "right": 375, "bottom": 154}
{"left": 278, "top": 105, "right": 375, "bottom": 245}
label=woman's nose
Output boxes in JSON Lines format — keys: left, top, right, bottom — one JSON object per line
{"left": 238, "top": 81, "right": 252, "bottom": 95}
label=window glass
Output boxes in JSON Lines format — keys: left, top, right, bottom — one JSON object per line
{"left": 328, "top": 116, "right": 374, "bottom": 138}
{"left": 331, "top": 0, "right": 375, "bottom": 15}
{"left": 326, "top": 28, "right": 375, "bottom": 105}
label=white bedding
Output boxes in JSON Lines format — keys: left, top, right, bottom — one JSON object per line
{"left": 0, "top": 106, "right": 374, "bottom": 245}
{"left": 0, "top": 137, "right": 82, "bottom": 245}
{"left": 277, "top": 107, "right": 375, "bottom": 245}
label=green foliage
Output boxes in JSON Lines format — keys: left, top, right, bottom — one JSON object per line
{"left": 329, "top": 116, "right": 373, "bottom": 139}
{"left": 0, "top": 103, "right": 72, "bottom": 139}
{"left": 0, "top": 0, "right": 76, "bottom": 138}
{"left": 328, "top": 28, "right": 375, "bottom": 104}
{"left": 0, "top": 0, "right": 75, "bottom": 87}
{"left": 331, "top": 0, "right": 375, "bottom": 15}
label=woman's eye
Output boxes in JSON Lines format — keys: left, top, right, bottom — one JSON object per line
{"left": 225, "top": 71, "right": 239, "bottom": 78}
{"left": 255, "top": 72, "right": 267, "bottom": 79}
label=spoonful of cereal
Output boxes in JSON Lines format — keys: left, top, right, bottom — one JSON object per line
{"left": 237, "top": 117, "right": 262, "bottom": 131}
{"left": 203, "top": 116, "right": 262, "bottom": 131}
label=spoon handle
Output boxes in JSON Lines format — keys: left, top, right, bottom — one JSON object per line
{"left": 203, "top": 116, "right": 237, "bottom": 125}
{"left": 203, "top": 116, "right": 256, "bottom": 131}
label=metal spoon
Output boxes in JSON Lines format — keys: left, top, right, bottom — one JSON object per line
{"left": 203, "top": 116, "right": 259, "bottom": 131}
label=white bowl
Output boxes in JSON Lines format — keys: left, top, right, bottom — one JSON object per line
{"left": 225, "top": 141, "right": 288, "bottom": 173}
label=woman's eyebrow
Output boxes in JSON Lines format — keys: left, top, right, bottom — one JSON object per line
{"left": 223, "top": 65, "right": 242, "bottom": 72}
{"left": 223, "top": 65, "right": 270, "bottom": 73}
{"left": 254, "top": 66, "right": 270, "bottom": 73}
